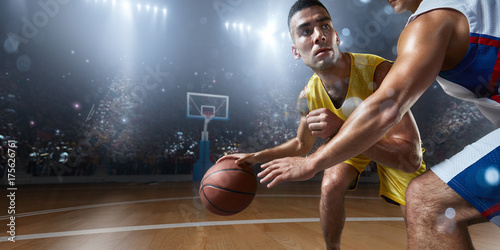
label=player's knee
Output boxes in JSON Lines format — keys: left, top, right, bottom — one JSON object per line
{"left": 321, "top": 174, "right": 351, "bottom": 198}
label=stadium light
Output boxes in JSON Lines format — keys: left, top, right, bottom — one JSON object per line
{"left": 260, "top": 22, "right": 277, "bottom": 48}
{"left": 88, "top": 0, "right": 167, "bottom": 18}
{"left": 122, "top": 1, "right": 130, "bottom": 9}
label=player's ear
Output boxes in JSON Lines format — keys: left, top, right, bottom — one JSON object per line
{"left": 292, "top": 44, "right": 301, "bottom": 60}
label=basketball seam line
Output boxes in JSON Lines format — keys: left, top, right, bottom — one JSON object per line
{"left": 201, "top": 168, "right": 256, "bottom": 186}
{"left": 201, "top": 184, "right": 256, "bottom": 195}
{"left": 201, "top": 188, "right": 247, "bottom": 214}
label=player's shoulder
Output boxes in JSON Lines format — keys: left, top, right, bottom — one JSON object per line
{"left": 298, "top": 85, "right": 308, "bottom": 100}
{"left": 407, "top": 7, "right": 461, "bottom": 33}
{"left": 300, "top": 73, "right": 319, "bottom": 97}
{"left": 411, "top": 4, "right": 466, "bottom": 22}
{"left": 297, "top": 85, "right": 309, "bottom": 116}
{"left": 299, "top": 73, "right": 319, "bottom": 100}
{"left": 350, "top": 52, "right": 390, "bottom": 67}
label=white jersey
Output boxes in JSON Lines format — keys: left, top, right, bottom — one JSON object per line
{"left": 408, "top": 0, "right": 500, "bottom": 228}
{"left": 408, "top": 0, "right": 500, "bottom": 126}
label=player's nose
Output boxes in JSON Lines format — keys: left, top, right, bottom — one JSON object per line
{"left": 314, "top": 27, "right": 326, "bottom": 44}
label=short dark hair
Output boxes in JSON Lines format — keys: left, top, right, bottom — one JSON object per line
{"left": 288, "top": 0, "right": 330, "bottom": 32}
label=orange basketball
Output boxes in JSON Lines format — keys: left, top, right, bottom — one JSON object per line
{"left": 199, "top": 158, "right": 257, "bottom": 216}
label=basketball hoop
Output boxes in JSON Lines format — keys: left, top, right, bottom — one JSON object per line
{"left": 186, "top": 92, "right": 229, "bottom": 181}
{"left": 202, "top": 110, "right": 214, "bottom": 120}
{"left": 186, "top": 92, "right": 229, "bottom": 121}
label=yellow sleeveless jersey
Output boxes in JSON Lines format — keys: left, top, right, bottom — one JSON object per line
{"left": 302, "top": 52, "right": 426, "bottom": 206}
{"left": 306, "top": 52, "right": 383, "bottom": 121}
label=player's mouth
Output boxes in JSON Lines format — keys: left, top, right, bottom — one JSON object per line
{"left": 388, "top": 0, "right": 396, "bottom": 7}
{"left": 315, "top": 47, "right": 331, "bottom": 57}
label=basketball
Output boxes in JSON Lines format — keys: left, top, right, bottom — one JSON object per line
{"left": 199, "top": 158, "right": 257, "bottom": 216}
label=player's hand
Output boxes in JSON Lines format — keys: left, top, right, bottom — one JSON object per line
{"left": 217, "top": 153, "right": 257, "bottom": 167}
{"left": 306, "top": 108, "right": 344, "bottom": 139}
{"left": 258, "top": 157, "right": 317, "bottom": 188}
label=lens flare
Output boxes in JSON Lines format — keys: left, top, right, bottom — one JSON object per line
{"left": 485, "top": 166, "right": 500, "bottom": 186}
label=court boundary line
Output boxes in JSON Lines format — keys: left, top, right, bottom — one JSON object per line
{"left": 0, "top": 195, "right": 377, "bottom": 220}
{"left": 0, "top": 217, "right": 404, "bottom": 242}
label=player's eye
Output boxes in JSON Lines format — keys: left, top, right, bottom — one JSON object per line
{"left": 301, "top": 29, "right": 311, "bottom": 36}
{"left": 322, "top": 24, "right": 330, "bottom": 29}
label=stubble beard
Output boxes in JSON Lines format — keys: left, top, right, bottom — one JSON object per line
{"left": 312, "top": 49, "right": 341, "bottom": 71}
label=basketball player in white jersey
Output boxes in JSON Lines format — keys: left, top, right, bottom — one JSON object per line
{"left": 259, "top": 0, "right": 500, "bottom": 248}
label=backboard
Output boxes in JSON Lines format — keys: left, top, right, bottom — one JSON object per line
{"left": 186, "top": 92, "right": 229, "bottom": 121}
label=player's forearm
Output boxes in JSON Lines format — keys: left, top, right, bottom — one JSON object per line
{"left": 362, "top": 110, "right": 423, "bottom": 173}
{"left": 306, "top": 96, "right": 403, "bottom": 174}
{"left": 362, "top": 137, "right": 422, "bottom": 173}
{"left": 255, "top": 138, "right": 312, "bottom": 163}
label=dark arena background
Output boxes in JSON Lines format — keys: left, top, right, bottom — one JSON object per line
{"left": 0, "top": 0, "right": 498, "bottom": 249}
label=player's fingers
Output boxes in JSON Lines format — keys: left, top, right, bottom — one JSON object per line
{"left": 234, "top": 158, "right": 245, "bottom": 165}
{"left": 235, "top": 155, "right": 253, "bottom": 166}
{"left": 259, "top": 168, "right": 282, "bottom": 184}
{"left": 258, "top": 160, "right": 281, "bottom": 178}
{"left": 311, "top": 130, "right": 331, "bottom": 139}
{"left": 308, "top": 122, "right": 324, "bottom": 131}
{"left": 306, "top": 115, "right": 321, "bottom": 125}
{"left": 257, "top": 163, "right": 275, "bottom": 177}
{"left": 307, "top": 108, "right": 327, "bottom": 117}
{"left": 216, "top": 155, "right": 238, "bottom": 164}
{"left": 266, "top": 175, "right": 285, "bottom": 188}
{"left": 260, "top": 159, "right": 275, "bottom": 169}
{"left": 260, "top": 158, "right": 285, "bottom": 170}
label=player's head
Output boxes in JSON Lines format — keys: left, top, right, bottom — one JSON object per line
{"left": 288, "top": 0, "right": 330, "bottom": 37}
{"left": 288, "top": 0, "right": 342, "bottom": 71}
{"left": 386, "top": 0, "right": 422, "bottom": 14}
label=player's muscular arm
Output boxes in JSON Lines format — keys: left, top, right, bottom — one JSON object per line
{"left": 252, "top": 115, "right": 315, "bottom": 163}
{"left": 362, "top": 110, "right": 422, "bottom": 173}
{"left": 231, "top": 89, "right": 316, "bottom": 166}
{"left": 361, "top": 61, "right": 423, "bottom": 173}
{"left": 307, "top": 62, "right": 422, "bottom": 173}
{"left": 306, "top": 10, "right": 454, "bottom": 174}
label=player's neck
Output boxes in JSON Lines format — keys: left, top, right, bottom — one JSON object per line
{"left": 315, "top": 52, "right": 351, "bottom": 90}
{"left": 316, "top": 52, "right": 351, "bottom": 109}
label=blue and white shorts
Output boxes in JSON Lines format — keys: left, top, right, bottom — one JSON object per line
{"left": 431, "top": 129, "right": 500, "bottom": 227}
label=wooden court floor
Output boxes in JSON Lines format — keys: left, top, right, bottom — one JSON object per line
{"left": 1, "top": 181, "right": 499, "bottom": 249}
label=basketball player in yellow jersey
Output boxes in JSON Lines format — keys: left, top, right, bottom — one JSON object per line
{"left": 219, "top": 1, "right": 426, "bottom": 248}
